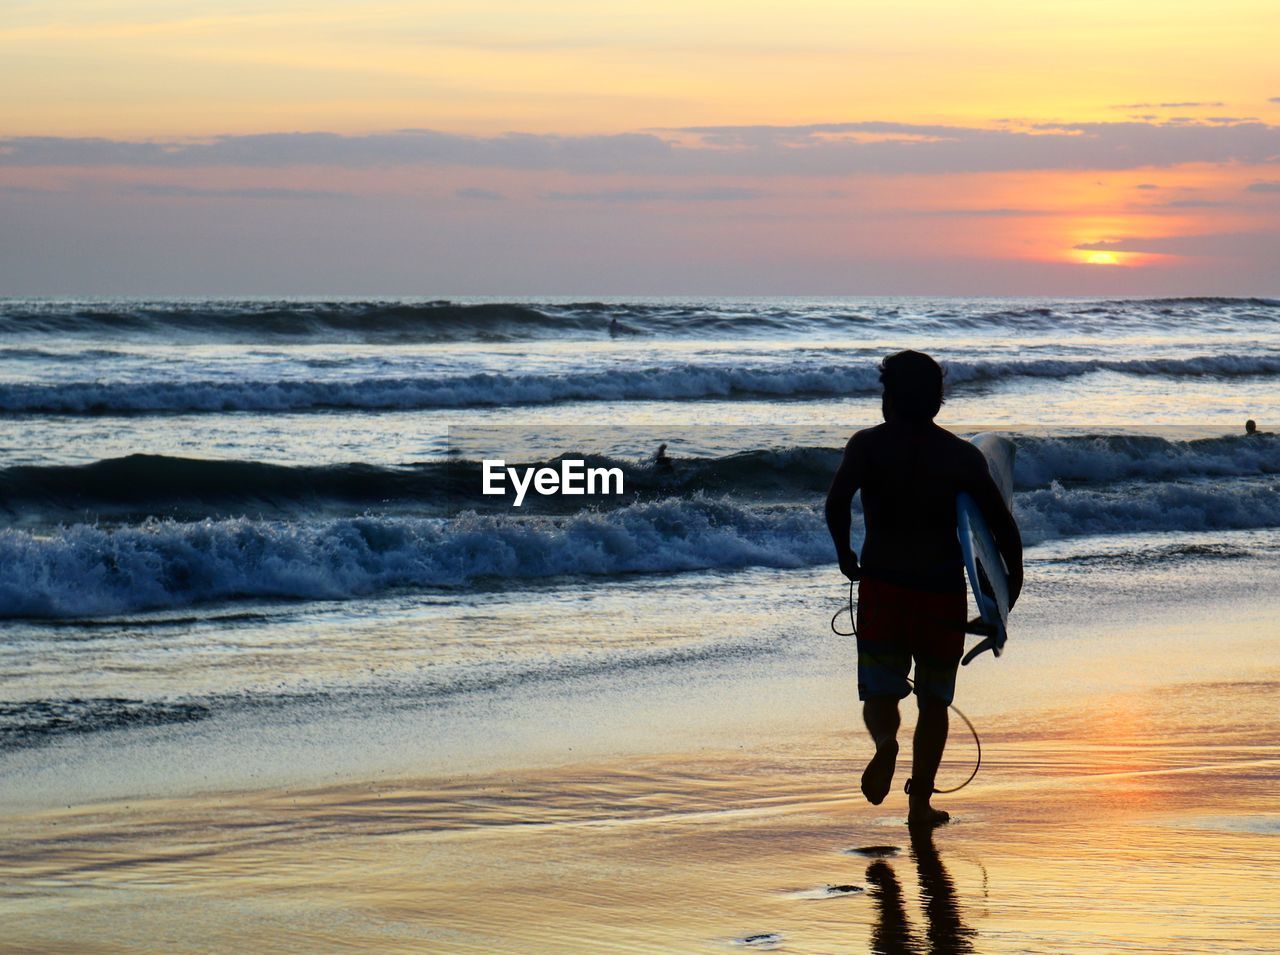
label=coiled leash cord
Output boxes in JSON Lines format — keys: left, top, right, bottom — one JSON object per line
{"left": 831, "top": 580, "right": 982, "bottom": 795}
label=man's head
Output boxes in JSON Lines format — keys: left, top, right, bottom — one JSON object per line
{"left": 879, "top": 350, "right": 944, "bottom": 423}
{"left": 1246, "top": 419, "right": 1258, "bottom": 434}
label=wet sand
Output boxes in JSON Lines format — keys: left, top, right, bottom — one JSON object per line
{"left": 3, "top": 651, "right": 1278, "bottom": 953}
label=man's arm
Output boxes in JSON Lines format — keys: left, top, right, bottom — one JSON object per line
{"left": 966, "top": 462, "right": 1024, "bottom": 609}
{"left": 825, "top": 435, "right": 864, "bottom": 581}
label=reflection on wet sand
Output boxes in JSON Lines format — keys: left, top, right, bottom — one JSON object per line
{"left": 866, "top": 828, "right": 976, "bottom": 955}
{"left": 1, "top": 662, "right": 1278, "bottom": 951}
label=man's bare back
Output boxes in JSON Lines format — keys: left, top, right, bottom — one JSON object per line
{"left": 827, "top": 421, "right": 1020, "bottom": 597}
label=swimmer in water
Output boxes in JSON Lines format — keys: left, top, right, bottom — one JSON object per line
{"left": 654, "top": 442, "right": 674, "bottom": 471}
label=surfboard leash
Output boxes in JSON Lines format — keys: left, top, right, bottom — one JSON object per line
{"left": 831, "top": 580, "right": 983, "bottom": 795}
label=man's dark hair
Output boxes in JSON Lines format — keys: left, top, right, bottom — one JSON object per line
{"left": 879, "top": 350, "right": 945, "bottom": 422}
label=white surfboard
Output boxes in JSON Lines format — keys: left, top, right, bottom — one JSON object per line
{"left": 958, "top": 432, "right": 1015, "bottom": 666}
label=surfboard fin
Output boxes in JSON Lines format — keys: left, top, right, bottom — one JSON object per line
{"left": 964, "top": 616, "right": 996, "bottom": 637}
{"left": 961, "top": 631, "right": 1006, "bottom": 666}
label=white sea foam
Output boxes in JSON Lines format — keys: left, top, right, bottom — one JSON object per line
{"left": 4, "top": 477, "right": 1279, "bottom": 618}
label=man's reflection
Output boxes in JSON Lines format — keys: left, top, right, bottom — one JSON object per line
{"left": 865, "top": 829, "right": 976, "bottom": 954}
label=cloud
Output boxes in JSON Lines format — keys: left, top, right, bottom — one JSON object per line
{"left": 1245, "top": 181, "right": 1280, "bottom": 192}
{"left": 1270, "top": 97, "right": 1280, "bottom": 104}
{"left": 1135, "top": 183, "right": 1160, "bottom": 189}
{"left": 1074, "top": 232, "right": 1280, "bottom": 256}
{"left": 129, "top": 183, "right": 344, "bottom": 200}
{"left": 455, "top": 186, "right": 506, "bottom": 200}
{"left": 0, "top": 184, "right": 63, "bottom": 195}
{"left": 1158, "top": 198, "right": 1227, "bottom": 208}
{"left": 545, "top": 186, "right": 766, "bottom": 202}
{"left": 2, "top": 119, "right": 1278, "bottom": 178}
{"left": 913, "top": 207, "right": 1053, "bottom": 217}
{"left": 1111, "top": 101, "right": 1226, "bottom": 109}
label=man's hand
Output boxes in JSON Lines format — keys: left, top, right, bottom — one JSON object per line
{"left": 838, "top": 551, "right": 862, "bottom": 582}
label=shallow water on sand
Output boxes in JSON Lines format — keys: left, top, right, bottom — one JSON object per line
{"left": 2, "top": 672, "right": 1276, "bottom": 953}
{"left": 2, "top": 567, "right": 1279, "bottom": 952}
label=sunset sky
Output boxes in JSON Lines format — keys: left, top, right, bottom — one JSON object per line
{"left": 2, "top": 0, "right": 1278, "bottom": 295}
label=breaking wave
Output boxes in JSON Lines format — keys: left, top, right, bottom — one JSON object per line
{"left": 3, "top": 434, "right": 1276, "bottom": 520}
{"left": 4, "top": 474, "right": 1280, "bottom": 618}
{"left": 4, "top": 354, "right": 1280, "bottom": 414}
{"left": 1, "top": 297, "right": 1276, "bottom": 344}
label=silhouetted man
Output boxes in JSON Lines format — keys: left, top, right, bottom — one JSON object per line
{"left": 825, "top": 350, "right": 1022, "bottom": 828}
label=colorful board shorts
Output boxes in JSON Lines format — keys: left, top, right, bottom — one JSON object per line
{"left": 856, "top": 577, "right": 967, "bottom": 704}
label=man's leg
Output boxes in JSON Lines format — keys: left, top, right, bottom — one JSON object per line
{"left": 861, "top": 696, "right": 900, "bottom": 805}
{"left": 906, "top": 587, "right": 965, "bottom": 827}
{"left": 908, "top": 694, "right": 949, "bottom": 827}
{"left": 856, "top": 578, "right": 911, "bottom": 805}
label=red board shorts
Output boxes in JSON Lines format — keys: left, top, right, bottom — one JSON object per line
{"left": 856, "top": 576, "right": 966, "bottom": 705}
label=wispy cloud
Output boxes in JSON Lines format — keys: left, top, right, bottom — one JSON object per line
{"left": 0, "top": 184, "right": 62, "bottom": 195}
{"left": 545, "top": 186, "right": 766, "bottom": 202}
{"left": 455, "top": 186, "right": 506, "bottom": 200}
{"left": 1245, "top": 181, "right": 1280, "bottom": 193}
{"left": 1075, "top": 232, "right": 1279, "bottom": 256}
{"left": 129, "top": 183, "right": 345, "bottom": 200}
{"left": 1110, "top": 101, "right": 1226, "bottom": 109}
{"left": 2, "top": 119, "right": 1277, "bottom": 177}
{"left": 912, "top": 207, "right": 1054, "bottom": 218}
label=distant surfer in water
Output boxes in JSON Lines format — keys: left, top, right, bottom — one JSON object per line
{"left": 1245, "top": 419, "right": 1271, "bottom": 436}
{"left": 654, "top": 442, "right": 674, "bottom": 472}
{"left": 825, "top": 350, "right": 1023, "bottom": 828}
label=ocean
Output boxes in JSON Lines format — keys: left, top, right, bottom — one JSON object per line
{"left": 2, "top": 296, "right": 1279, "bottom": 787}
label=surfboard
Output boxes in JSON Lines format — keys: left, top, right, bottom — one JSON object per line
{"left": 958, "top": 432, "right": 1015, "bottom": 666}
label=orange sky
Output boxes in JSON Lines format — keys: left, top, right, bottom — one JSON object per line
{"left": 1, "top": 0, "right": 1277, "bottom": 294}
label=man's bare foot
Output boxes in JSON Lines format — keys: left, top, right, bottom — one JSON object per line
{"left": 906, "top": 805, "right": 950, "bottom": 829}
{"left": 860, "top": 738, "right": 899, "bottom": 805}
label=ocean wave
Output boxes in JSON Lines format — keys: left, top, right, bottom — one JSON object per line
{"left": 4, "top": 436, "right": 1276, "bottom": 520}
{"left": 0, "top": 300, "right": 584, "bottom": 343}
{"left": 1, "top": 297, "right": 1276, "bottom": 344}
{"left": 0, "top": 500, "right": 829, "bottom": 618}
{"left": 0, "top": 449, "right": 845, "bottom": 518}
{"left": 4, "top": 477, "right": 1280, "bottom": 618}
{"left": 1016, "top": 478, "right": 1280, "bottom": 544}
{"left": 0, "top": 454, "right": 448, "bottom": 518}
{"left": 1012, "top": 433, "right": 1280, "bottom": 487}
{"left": 4, "top": 354, "right": 1280, "bottom": 414}
{"left": 1098, "top": 296, "right": 1280, "bottom": 309}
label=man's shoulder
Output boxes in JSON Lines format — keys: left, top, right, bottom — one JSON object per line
{"left": 937, "top": 426, "right": 980, "bottom": 453}
{"left": 845, "top": 423, "right": 888, "bottom": 455}
{"left": 936, "top": 429, "right": 989, "bottom": 475}
{"left": 849, "top": 423, "right": 888, "bottom": 443}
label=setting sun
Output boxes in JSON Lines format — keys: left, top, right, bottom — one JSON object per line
{"left": 1086, "top": 251, "right": 1121, "bottom": 266}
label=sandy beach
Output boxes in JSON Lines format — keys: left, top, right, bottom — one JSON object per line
{"left": 4, "top": 557, "right": 1277, "bottom": 953}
